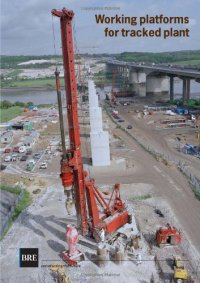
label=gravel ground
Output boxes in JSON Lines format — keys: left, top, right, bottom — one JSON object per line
{"left": 0, "top": 184, "right": 160, "bottom": 283}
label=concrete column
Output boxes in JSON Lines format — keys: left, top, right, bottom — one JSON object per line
{"left": 169, "top": 76, "right": 174, "bottom": 102}
{"left": 186, "top": 79, "right": 190, "bottom": 100}
{"left": 106, "top": 64, "right": 114, "bottom": 79}
{"left": 129, "top": 70, "right": 146, "bottom": 97}
{"left": 182, "top": 78, "right": 187, "bottom": 101}
{"left": 146, "top": 75, "right": 169, "bottom": 96}
{"left": 88, "top": 80, "right": 110, "bottom": 166}
{"left": 182, "top": 78, "right": 190, "bottom": 101}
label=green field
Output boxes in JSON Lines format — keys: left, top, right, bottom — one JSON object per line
{"left": 0, "top": 106, "right": 23, "bottom": 122}
{"left": 173, "top": 59, "right": 200, "bottom": 65}
{"left": 116, "top": 50, "right": 200, "bottom": 64}
{"left": 1, "top": 52, "right": 199, "bottom": 90}
{"left": 0, "top": 185, "right": 32, "bottom": 239}
{"left": 1, "top": 55, "right": 62, "bottom": 69}
{"left": 1, "top": 77, "right": 65, "bottom": 88}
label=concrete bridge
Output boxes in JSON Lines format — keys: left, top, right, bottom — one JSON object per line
{"left": 106, "top": 59, "right": 200, "bottom": 100}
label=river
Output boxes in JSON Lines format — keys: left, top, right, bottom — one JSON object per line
{"left": 1, "top": 79, "right": 200, "bottom": 104}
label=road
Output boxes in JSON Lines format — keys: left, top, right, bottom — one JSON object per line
{"left": 107, "top": 59, "right": 200, "bottom": 79}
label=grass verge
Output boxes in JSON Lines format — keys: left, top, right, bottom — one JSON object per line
{"left": 37, "top": 103, "right": 53, "bottom": 108}
{"left": 0, "top": 106, "right": 23, "bottom": 122}
{"left": 0, "top": 184, "right": 32, "bottom": 239}
{"left": 1, "top": 77, "right": 65, "bottom": 88}
{"left": 192, "top": 188, "right": 200, "bottom": 201}
{"left": 131, "top": 194, "right": 152, "bottom": 201}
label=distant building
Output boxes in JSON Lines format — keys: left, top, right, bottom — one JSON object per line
{"left": 11, "top": 121, "right": 33, "bottom": 131}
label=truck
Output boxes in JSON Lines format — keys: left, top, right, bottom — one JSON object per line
{"left": 173, "top": 255, "right": 188, "bottom": 282}
{"left": 26, "top": 159, "right": 36, "bottom": 171}
{"left": 13, "top": 144, "right": 26, "bottom": 153}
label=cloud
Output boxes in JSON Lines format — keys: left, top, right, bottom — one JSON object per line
{"left": 188, "top": 18, "right": 197, "bottom": 26}
{"left": 1, "top": 0, "right": 200, "bottom": 55}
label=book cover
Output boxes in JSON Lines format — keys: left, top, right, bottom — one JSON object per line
{"left": 1, "top": 1, "right": 200, "bottom": 283}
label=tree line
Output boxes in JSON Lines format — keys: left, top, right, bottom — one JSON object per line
{"left": 0, "top": 100, "right": 34, "bottom": 109}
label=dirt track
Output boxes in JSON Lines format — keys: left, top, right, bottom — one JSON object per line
{"left": 118, "top": 106, "right": 200, "bottom": 180}
{"left": 92, "top": 111, "right": 200, "bottom": 255}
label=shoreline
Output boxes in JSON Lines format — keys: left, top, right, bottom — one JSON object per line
{"left": 1, "top": 86, "right": 65, "bottom": 93}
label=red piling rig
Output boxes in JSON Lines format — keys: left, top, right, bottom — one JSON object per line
{"left": 52, "top": 8, "right": 130, "bottom": 241}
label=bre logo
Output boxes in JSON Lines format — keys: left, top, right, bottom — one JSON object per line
{"left": 19, "top": 248, "right": 39, "bottom": 268}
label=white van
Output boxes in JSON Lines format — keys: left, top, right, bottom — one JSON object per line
{"left": 4, "top": 155, "right": 11, "bottom": 162}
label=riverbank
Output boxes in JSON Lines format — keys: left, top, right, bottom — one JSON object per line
{"left": 1, "top": 77, "right": 65, "bottom": 89}
{"left": 1, "top": 86, "right": 65, "bottom": 93}
{"left": 1, "top": 83, "right": 199, "bottom": 105}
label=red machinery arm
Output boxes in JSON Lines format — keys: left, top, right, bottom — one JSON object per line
{"left": 52, "top": 8, "right": 87, "bottom": 235}
{"left": 111, "top": 69, "right": 117, "bottom": 104}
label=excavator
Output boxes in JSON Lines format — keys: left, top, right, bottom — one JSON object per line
{"left": 51, "top": 8, "right": 131, "bottom": 244}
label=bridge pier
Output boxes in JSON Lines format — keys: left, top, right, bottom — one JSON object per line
{"left": 146, "top": 75, "right": 169, "bottom": 96}
{"left": 182, "top": 78, "right": 190, "bottom": 101}
{"left": 186, "top": 79, "right": 190, "bottom": 100}
{"left": 169, "top": 76, "right": 174, "bottom": 101}
{"left": 129, "top": 70, "right": 146, "bottom": 96}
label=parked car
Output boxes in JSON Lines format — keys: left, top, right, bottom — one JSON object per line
{"left": 13, "top": 146, "right": 19, "bottom": 152}
{"left": 26, "top": 149, "right": 32, "bottom": 155}
{"left": 12, "top": 153, "right": 18, "bottom": 158}
{"left": 127, "top": 125, "right": 133, "bottom": 129}
{"left": 26, "top": 159, "right": 36, "bottom": 171}
{"left": 20, "top": 155, "right": 28, "bottom": 161}
{"left": 39, "top": 162, "right": 47, "bottom": 169}
{"left": 33, "top": 153, "right": 41, "bottom": 159}
{"left": 11, "top": 156, "right": 17, "bottom": 162}
{"left": 118, "top": 119, "right": 125, "bottom": 123}
{"left": 4, "top": 155, "right": 11, "bottom": 162}
{"left": 0, "top": 164, "right": 6, "bottom": 171}
{"left": 4, "top": 148, "right": 12, "bottom": 153}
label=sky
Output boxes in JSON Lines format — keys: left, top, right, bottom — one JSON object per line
{"left": 1, "top": 0, "right": 200, "bottom": 55}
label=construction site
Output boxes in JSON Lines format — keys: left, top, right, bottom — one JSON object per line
{"left": 1, "top": 7, "right": 200, "bottom": 283}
